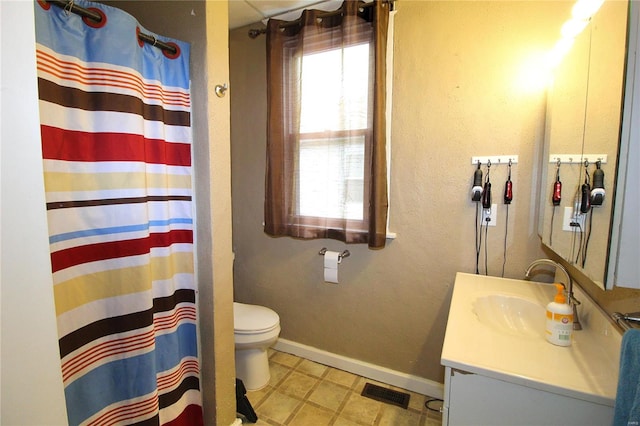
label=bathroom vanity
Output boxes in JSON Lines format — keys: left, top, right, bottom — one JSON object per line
{"left": 441, "top": 273, "right": 622, "bottom": 425}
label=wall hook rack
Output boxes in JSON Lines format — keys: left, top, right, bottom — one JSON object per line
{"left": 471, "top": 155, "right": 518, "bottom": 166}
{"left": 319, "top": 247, "right": 350, "bottom": 262}
{"left": 549, "top": 154, "right": 608, "bottom": 164}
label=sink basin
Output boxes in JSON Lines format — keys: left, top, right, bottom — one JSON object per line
{"left": 472, "top": 294, "right": 545, "bottom": 339}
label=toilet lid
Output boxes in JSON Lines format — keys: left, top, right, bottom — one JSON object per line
{"left": 234, "top": 302, "right": 280, "bottom": 333}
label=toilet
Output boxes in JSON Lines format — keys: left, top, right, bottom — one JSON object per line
{"left": 233, "top": 302, "right": 281, "bottom": 390}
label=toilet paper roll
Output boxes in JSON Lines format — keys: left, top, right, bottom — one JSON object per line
{"left": 324, "top": 267, "right": 339, "bottom": 283}
{"left": 323, "top": 250, "right": 340, "bottom": 283}
{"left": 324, "top": 251, "right": 340, "bottom": 268}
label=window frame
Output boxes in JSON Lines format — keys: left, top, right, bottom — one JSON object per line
{"left": 282, "top": 25, "right": 375, "bottom": 232}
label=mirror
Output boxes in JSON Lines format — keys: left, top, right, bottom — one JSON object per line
{"left": 540, "top": 0, "right": 628, "bottom": 290}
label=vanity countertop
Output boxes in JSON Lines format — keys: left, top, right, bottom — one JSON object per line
{"left": 441, "top": 272, "right": 622, "bottom": 406}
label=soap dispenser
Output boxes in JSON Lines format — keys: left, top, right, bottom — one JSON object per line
{"left": 545, "top": 283, "right": 573, "bottom": 346}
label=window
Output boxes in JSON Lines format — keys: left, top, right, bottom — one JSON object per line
{"left": 265, "top": 0, "right": 390, "bottom": 248}
{"left": 298, "top": 43, "right": 370, "bottom": 221}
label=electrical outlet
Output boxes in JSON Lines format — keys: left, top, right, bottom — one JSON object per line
{"left": 481, "top": 203, "right": 497, "bottom": 227}
{"left": 562, "top": 206, "right": 586, "bottom": 231}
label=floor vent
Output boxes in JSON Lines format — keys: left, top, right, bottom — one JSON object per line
{"left": 361, "top": 383, "right": 410, "bottom": 409}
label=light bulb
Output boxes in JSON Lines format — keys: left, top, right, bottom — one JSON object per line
{"left": 571, "top": 0, "right": 604, "bottom": 21}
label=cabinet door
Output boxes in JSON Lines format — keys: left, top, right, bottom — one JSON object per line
{"left": 446, "top": 369, "right": 612, "bottom": 426}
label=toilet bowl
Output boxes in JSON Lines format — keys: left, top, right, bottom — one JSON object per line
{"left": 233, "top": 302, "right": 280, "bottom": 391}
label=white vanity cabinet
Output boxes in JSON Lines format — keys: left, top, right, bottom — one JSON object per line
{"left": 443, "top": 367, "right": 613, "bottom": 426}
{"left": 441, "top": 273, "right": 621, "bottom": 426}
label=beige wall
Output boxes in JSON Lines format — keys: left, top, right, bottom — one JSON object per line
{"left": 229, "top": 1, "right": 571, "bottom": 383}
{"left": 204, "top": 2, "right": 236, "bottom": 425}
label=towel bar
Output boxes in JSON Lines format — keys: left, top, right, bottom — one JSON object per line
{"left": 612, "top": 312, "right": 640, "bottom": 331}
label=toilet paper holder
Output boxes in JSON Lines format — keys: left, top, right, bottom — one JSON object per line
{"left": 319, "top": 247, "right": 350, "bottom": 262}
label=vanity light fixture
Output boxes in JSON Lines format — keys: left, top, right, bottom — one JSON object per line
{"left": 572, "top": 0, "right": 605, "bottom": 21}
{"left": 514, "top": 0, "right": 604, "bottom": 93}
{"left": 546, "top": 0, "right": 605, "bottom": 70}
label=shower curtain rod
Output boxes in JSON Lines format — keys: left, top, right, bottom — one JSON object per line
{"left": 46, "top": 0, "right": 178, "bottom": 55}
{"left": 248, "top": 0, "right": 394, "bottom": 39}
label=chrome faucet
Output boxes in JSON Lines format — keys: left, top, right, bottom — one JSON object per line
{"left": 524, "top": 259, "right": 582, "bottom": 330}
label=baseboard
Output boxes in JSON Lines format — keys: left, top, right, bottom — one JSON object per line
{"left": 273, "top": 338, "right": 444, "bottom": 399}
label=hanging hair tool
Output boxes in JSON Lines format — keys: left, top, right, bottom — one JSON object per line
{"left": 482, "top": 161, "right": 492, "bottom": 211}
{"left": 577, "top": 161, "right": 603, "bottom": 267}
{"left": 473, "top": 160, "right": 483, "bottom": 274}
{"left": 475, "top": 161, "right": 491, "bottom": 275}
{"left": 471, "top": 161, "right": 483, "bottom": 202}
{"left": 550, "top": 159, "right": 561, "bottom": 246}
{"left": 569, "top": 181, "right": 585, "bottom": 265}
{"left": 590, "top": 160, "right": 605, "bottom": 206}
{"left": 580, "top": 160, "right": 591, "bottom": 214}
{"left": 552, "top": 159, "right": 562, "bottom": 206}
{"left": 503, "top": 160, "right": 513, "bottom": 205}
{"left": 475, "top": 201, "right": 482, "bottom": 274}
{"left": 569, "top": 161, "right": 592, "bottom": 266}
{"left": 502, "top": 160, "right": 513, "bottom": 277}
{"left": 481, "top": 161, "right": 492, "bottom": 276}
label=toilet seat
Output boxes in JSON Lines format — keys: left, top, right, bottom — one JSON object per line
{"left": 234, "top": 302, "right": 280, "bottom": 334}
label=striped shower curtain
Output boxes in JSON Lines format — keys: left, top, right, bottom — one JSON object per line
{"left": 34, "top": 1, "right": 203, "bottom": 425}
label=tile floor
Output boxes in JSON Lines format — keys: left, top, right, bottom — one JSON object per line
{"left": 240, "top": 349, "right": 443, "bottom": 426}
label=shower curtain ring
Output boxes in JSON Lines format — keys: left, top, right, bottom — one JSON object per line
{"left": 151, "top": 35, "right": 158, "bottom": 46}
{"left": 64, "top": 0, "right": 74, "bottom": 16}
